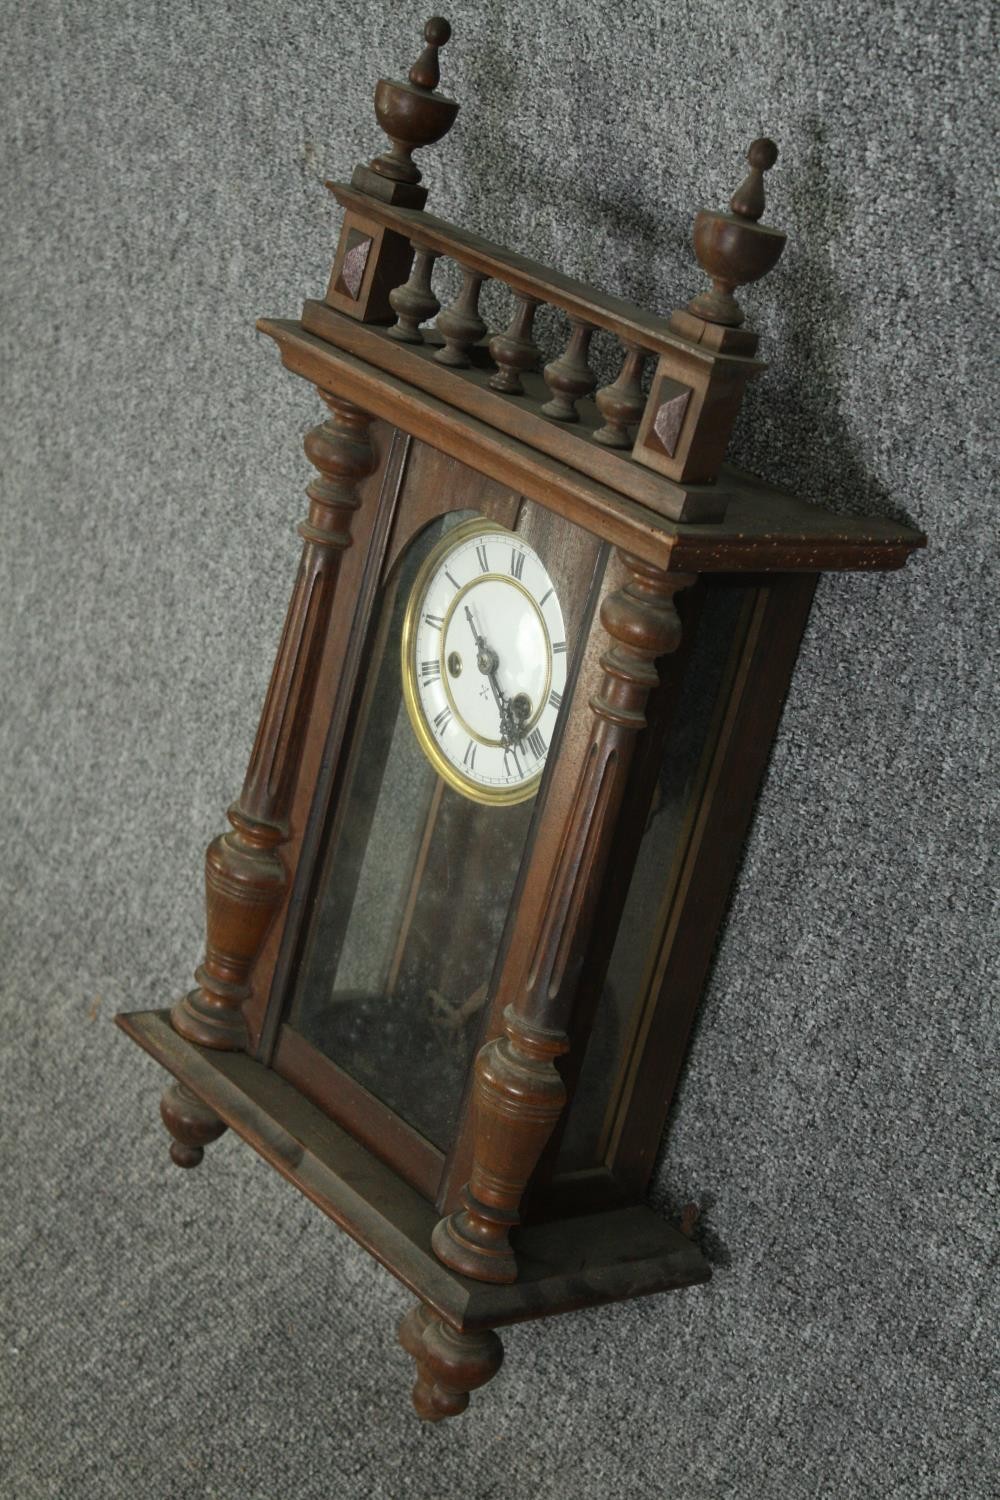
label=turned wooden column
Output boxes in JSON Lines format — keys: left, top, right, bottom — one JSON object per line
{"left": 433, "top": 559, "right": 695, "bottom": 1282}
{"left": 398, "top": 1303, "right": 504, "bottom": 1421}
{"left": 170, "top": 393, "right": 377, "bottom": 1051}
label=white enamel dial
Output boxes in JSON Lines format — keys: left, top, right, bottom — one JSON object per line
{"left": 401, "top": 519, "right": 568, "bottom": 805}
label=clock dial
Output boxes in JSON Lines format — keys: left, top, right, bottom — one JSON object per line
{"left": 402, "top": 519, "right": 567, "bottom": 805}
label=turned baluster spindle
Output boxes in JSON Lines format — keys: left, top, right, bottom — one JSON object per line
{"left": 488, "top": 294, "right": 542, "bottom": 394}
{"left": 434, "top": 266, "right": 488, "bottom": 366}
{"left": 541, "top": 318, "right": 597, "bottom": 421}
{"left": 593, "top": 342, "right": 649, "bottom": 447}
{"left": 387, "top": 245, "right": 441, "bottom": 343}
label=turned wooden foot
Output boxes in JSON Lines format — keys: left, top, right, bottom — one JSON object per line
{"left": 159, "top": 1081, "right": 227, "bottom": 1168}
{"left": 398, "top": 1303, "right": 503, "bottom": 1421}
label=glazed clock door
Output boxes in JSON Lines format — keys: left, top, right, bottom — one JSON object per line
{"left": 276, "top": 487, "right": 603, "bottom": 1190}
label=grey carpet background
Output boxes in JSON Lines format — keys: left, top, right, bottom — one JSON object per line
{"left": 1, "top": 1, "right": 996, "bottom": 1496}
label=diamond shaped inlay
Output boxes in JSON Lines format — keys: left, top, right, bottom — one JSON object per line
{"left": 336, "top": 233, "right": 373, "bottom": 300}
{"left": 652, "top": 386, "right": 691, "bottom": 457}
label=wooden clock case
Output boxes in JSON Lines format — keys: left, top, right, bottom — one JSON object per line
{"left": 116, "top": 18, "right": 925, "bottom": 1421}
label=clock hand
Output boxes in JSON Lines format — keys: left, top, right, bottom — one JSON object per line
{"left": 465, "top": 604, "right": 520, "bottom": 748}
{"left": 497, "top": 698, "right": 519, "bottom": 751}
{"left": 465, "top": 605, "right": 501, "bottom": 684}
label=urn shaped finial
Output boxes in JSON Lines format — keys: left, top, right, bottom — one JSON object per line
{"left": 365, "top": 17, "right": 459, "bottom": 201}
{"left": 687, "top": 137, "right": 786, "bottom": 327}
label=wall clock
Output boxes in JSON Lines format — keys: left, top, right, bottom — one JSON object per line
{"left": 116, "top": 17, "right": 925, "bottom": 1421}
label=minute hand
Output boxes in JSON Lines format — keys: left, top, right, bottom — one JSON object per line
{"left": 465, "top": 606, "right": 518, "bottom": 747}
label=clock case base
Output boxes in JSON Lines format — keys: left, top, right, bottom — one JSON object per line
{"left": 116, "top": 1009, "right": 709, "bottom": 1347}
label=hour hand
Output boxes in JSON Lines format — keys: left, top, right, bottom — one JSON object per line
{"left": 465, "top": 606, "right": 521, "bottom": 746}
{"left": 465, "top": 605, "right": 499, "bottom": 677}
{"left": 466, "top": 604, "right": 504, "bottom": 693}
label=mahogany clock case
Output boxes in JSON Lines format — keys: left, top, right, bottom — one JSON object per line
{"left": 6, "top": 0, "right": 996, "bottom": 1489}
{"left": 111, "top": 6, "right": 927, "bottom": 1431}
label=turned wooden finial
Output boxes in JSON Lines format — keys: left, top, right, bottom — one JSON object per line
{"left": 408, "top": 15, "right": 451, "bottom": 89}
{"left": 686, "top": 137, "right": 786, "bottom": 328}
{"left": 729, "top": 136, "right": 779, "bottom": 221}
{"left": 354, "top": 17, "right": 459, "bottom": 209}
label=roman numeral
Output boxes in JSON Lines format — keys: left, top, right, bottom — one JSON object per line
{"left": 510, "top": 549, "right": 525, "bottom": 580}
{"left": 552, "top": 640, "right": 567, "bottom": 654}
{"left": 539, "top": 587, "right": 554, "bottom": 607}
{"left": 475, "top": 543, "right": 490, "bottom": 573}
{"left": 424, "top": 612, "right": 444, "bottom": 629}
{"left": 420, "top": 659, "right": 440, "bottom": 683}
{"left": 526, "top": 728, "right": 546, "bottom": 760}
{"left": 503, "top": 747, "right": 523, "bottom": 780}
{"left": 445, "top": 569, "right": 460, "bottom": 590}
{"left": 462, "top": 740, "right": 477, "bottom": 770}
{"left": 433, "top": 706, "right": 452, "bottom": 735}
{"left": 548, "top": 688, "right": 563, "bottom": 710}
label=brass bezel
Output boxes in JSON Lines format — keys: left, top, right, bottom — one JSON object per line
{"left": 400, "top": 517, "right": 558, "bottom": 807}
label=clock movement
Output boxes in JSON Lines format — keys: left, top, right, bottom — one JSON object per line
{"left": 116, "top": 18, "right": 925, "bottom": 1420}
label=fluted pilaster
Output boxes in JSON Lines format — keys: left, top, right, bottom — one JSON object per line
{"left": 170, "top": 394, "right": 377, "bottom": 1051}
{"left": 433, "top": 559, "right": 696, "bottom": 1281}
